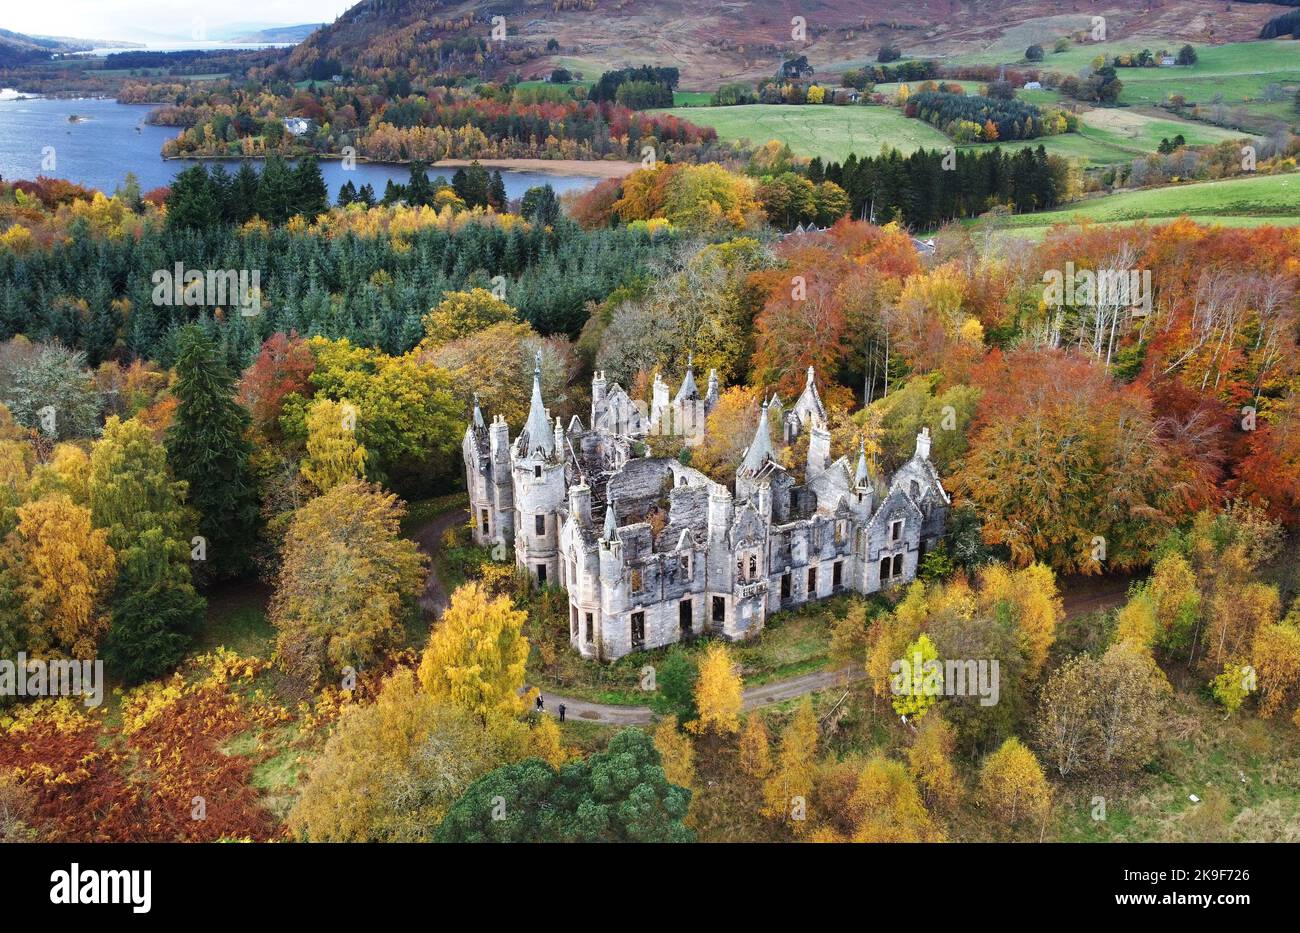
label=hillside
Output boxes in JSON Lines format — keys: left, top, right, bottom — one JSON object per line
{"left": 289, "top": 0, "right": 1287, "bottom": 89}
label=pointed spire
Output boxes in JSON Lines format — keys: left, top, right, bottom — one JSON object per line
{"left": 854, "top": 438, "right": 869, "bottom": 485}
{"left": 739, "top": 401, "right": 776, "bottom": 474}
{"left": 522, "top": 348, "right": 554, "bottom": 455}
{"left": 674, "top": 351, "right": 700, "bottom": 403}
{"left": 603, "top": 502, "right": 617, "bottom": 540}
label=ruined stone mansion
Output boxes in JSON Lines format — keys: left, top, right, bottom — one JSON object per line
{"left": 463, "top": 355, "right": 949, "bottom": 661}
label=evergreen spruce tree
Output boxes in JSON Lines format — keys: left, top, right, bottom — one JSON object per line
{"left": 231, "top": 160, "right": 261, "bottom": 224}
{"left": 293, "top": 155, "right": 329, "bottom": 218}
{"left": 257, "top": 154, "right": 296, "bottom": 224}
{"left": 164, "top": 326, "right": 258, "bottom": 580}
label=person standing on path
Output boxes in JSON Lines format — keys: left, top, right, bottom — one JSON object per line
{"left": 536, "top": 694, "right": 544, "bottom": 713}
{"left": 558, "top": 703, "right": 566, "bottom": 722}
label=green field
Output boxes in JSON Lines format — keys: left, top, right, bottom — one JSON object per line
{"left": 958, "top": 39, "right": 1300, "bottom": 131}
{"left": 984, "top": 172, "right": 1300, "bottom": 234}
{"left": 656, "top": 103, "right": 953, "bottom": 162}
{"left": 662, "top": 98, "right": 1252, "bottom": 167}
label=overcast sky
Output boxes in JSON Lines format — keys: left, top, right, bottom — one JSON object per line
{"left": 4, "top": 1, "right": 355, "bottom": 43}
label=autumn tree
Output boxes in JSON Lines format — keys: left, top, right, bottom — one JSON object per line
{"left": 978, "top": 562, "right": 1062, "bottom": 678}
{"left": 3, "top": 496, "right": 116, "bottom": 657}
{"left": 653, "top": 715, "right": 697, "bottom": 792}
{"left": 738, "top": 713, "right": 772, "bottom": 778}
{"left": 978, "top": 737, "right": 1051, "bottom": 837}
{"left": 165, "top": 326, "right": 258, "bottom": 579}
{"left": 272, "top": 481, "right": 425, "bottom": 686}
{"left": 762, "top": 697, "right": 819, "bottom": 833}
{"left": 1252, "top": 612, "right": 1300, "bottom": 719}
{"left": 908, "top": 710, "right": 963, "bottom": 811}
{"left": 300, "top": 397, "right": 367, "bottom": 493}
{"left": 420, "top": 288, "right": 518, "bottom": 347}
{"left": 236, "top": 331, "right": 314, "bottom": 442}
{"left": 954, "top": 348, "right": 1193, "bottom": 574}
{"left": 288, "top": 669, "right": 506, "bottom": 841}
{"left": 1035, "top": 642, "right": 1171, "bottom": 778}
{"left": 690, "top": 641, "right": 743, "bottom": 735}
{"left": 418, "top": 581, "right": 530, "bottom": 727}
{"left": 89, "top": 416, "right": 203, "bottom": 683}
{"left": 849, "top": 755, "right": 942, "bottom": 842}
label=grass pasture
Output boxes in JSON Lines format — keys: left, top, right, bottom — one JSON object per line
{"left": 654, "top": 103, "right": 952, "bottom": 162}
{"left": 989, "top": 171, "right": 1300, "bottom": 231}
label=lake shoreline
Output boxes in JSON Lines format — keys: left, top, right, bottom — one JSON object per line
{"left": 160, "top": 153, "right": 637, "bottom": 178}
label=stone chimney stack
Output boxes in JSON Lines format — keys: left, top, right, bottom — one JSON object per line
{"left": 915, "top": 427, "right": 932, "bottom": 461}
{"left": 807, "top": 422, "right": 831, "bottom": 479}
{"left": 569, "top": 484, "right": 592, "bottom": 528}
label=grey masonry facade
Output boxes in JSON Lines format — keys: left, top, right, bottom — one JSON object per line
{"left": 463, "top": 356, "right": 949, "bottom": 661}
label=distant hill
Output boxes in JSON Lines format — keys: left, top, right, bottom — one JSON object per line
{"left": 0, "top": 28, "right": 138, "bottom": 66}
{"left": 219, "top": 24, "right": 325, "bottom": 44}
{"left": 285, "top": 0, "right": 1286, "bottom": 89}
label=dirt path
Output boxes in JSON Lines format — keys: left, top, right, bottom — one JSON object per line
{"left": 414, "top": 509, "right": 1136, "bottom": 726}
{"left": 414, "top": 508, "right": 469, "bottom": 617}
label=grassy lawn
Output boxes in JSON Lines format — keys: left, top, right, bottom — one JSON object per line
{"left": 1052, "top": 680, "right": 1300, "bottom": 842}
{"left": 653, "top": 103, "right": 952, "bottom": 162}
{"left": 525, "top": 591, "right": 883, "bottom": 705}
{"left": 196, "top": 581, "right": 275, "bottom": 657}
{"left": 957, "top": 39, "right": 1300, "bottom": 130}
{"left": 978, "top": 172, "right": 1300, "bottom": 235}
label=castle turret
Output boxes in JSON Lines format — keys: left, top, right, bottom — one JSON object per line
{"left": 520, "top": 350, "right": 554, "bottom": 458}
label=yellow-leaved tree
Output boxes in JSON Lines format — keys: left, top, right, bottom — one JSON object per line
{"left": 690, "top": 641, "right": 743, "bottom": 735}
{"left": 907, "top": 710, "right": 963, "bottom": 811}
{"left": 978, "top": 737, "right": 1051, "bottom": 838}
{"left": 300, "top": 397, "right": 367, "bottom": 493}
{"left": 419, "top": 288, "right": 518, "bottom": 348}
{"left": 738, "top": 713, "right": 772, "bottom": 778}
{"left": 287, "top": 668, "right": 508, "bottom": 841}
{"left": 849, "top": 755, "right": 943, "bottom": 842}
{"left": 4, "top": 494, "right": 116, "bottom": 657}
{"left": 762, "top": 697, "right": 819, "bottom": 834}
{"left": 272, "top": 481, "right": 425, "bottom": 686}
{"left": 653, "top": 715, "right": 697, "bottom": 791}
{"left": 418, "top": 581, "right": 531, "bottom": 727}
{"left": 978, "top": 562, "right": 1062, "bottom": 678}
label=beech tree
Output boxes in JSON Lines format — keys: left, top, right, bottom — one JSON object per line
{"left": 273, "top": 481, "right": 425, "bottom": 686}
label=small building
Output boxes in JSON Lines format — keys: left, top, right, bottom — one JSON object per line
{"left": 1023, "top": 81, "right": 1042, "bottom": 90}
{"left": 283, "top": 117, "right": 312, "bottom": 137}
{"left": 1159, "top": 56, "right": 1177, "bottom": 67}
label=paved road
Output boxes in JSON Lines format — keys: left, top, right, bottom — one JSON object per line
{"left": 414, "top": 509, "right": 1133, "bottom": 726}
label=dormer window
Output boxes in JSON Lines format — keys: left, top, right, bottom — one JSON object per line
{"left": 890, "top": 518, "right": 904, "bottom": 542}
{"left": 534, "top": 465, "right": 542, "bottom": 478}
